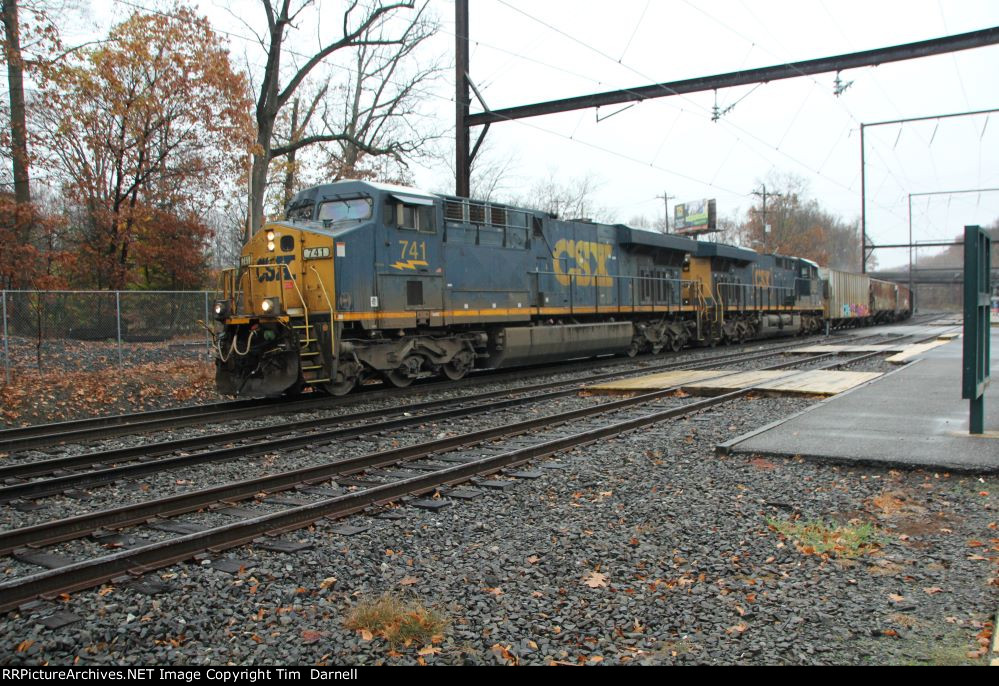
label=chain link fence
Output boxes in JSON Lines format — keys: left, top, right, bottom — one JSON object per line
{"left": 1, "top": 290, "right": 217, "bottom": 384}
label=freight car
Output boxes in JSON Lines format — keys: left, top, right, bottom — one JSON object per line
{"left": 211, "top": 180, "right": 907, "bottom": 397}
{"left": 819, "top": 269, "right": 913, "bottom": 329}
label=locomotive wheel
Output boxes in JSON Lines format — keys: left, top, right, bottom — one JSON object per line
{"left": 442, "top": 351, "right": 473, "bottom": 381}
{"left": 325, "top": 377, "right": 356, "bottom": 396}
{"left": 626, "top": 341, "right": 640, "bottom": 358}
{"left": 385, "top": 355, "right": 422, "bottom": 388}
{"left": 385, "top": 369, "right": 414, "bottom": 387}
{"left": 324, "top": 364, "right": 358, "bottom": 396}
{"left": 669, "top": 335, "right": 683, "bottom": 352}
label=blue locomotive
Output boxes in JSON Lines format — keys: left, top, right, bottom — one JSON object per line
{"left": 212, "top": 180, "right": 905, "bottom": 396}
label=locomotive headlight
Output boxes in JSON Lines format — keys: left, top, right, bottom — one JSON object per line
{"left": 213, "top": 300, "right": 230, "bottom": 321}
{"left": 266, "top": 230, "right": 275, "bottom": 241}
{"left": 267, "top": 240, "right": 276, "bottom": 252}
{"left": 260, "top": 297, "right": 280, "bottom": 314}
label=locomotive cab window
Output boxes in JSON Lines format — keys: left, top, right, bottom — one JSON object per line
{"left": 399, "top": 204, "right": 436, "bottom": 233}
{"left": 287, "top": 204, "right": 313, "bottom": 221}
{"left": 318, "top": 197, "right": 372, "bottom": 226}
{"left": 389, "top": 194, "right": 436, "bottom": 233}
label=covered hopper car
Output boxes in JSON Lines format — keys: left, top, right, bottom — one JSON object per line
{"left": 212, "top": 180, "right": 909, "bottom": 397}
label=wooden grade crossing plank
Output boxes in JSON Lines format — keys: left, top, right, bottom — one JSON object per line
{"left": 587, "top": 368, "right": 882, "bottom": 397}
{"left": 586, "top": 369, "right": 729, "bottom": 393}
{"left": 755, "top": 370, "right": 882, "bottom": 395}
{"left": 885, "top": 338, "right": 955, "bottom": 364}
{"left": 788, "top": 344, "right": 902, "bottom": 354}
{"left": 681, "top": 370, "right": 796, "bottom": 395}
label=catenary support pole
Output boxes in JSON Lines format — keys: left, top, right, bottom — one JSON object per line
{"left": 455, "top": 0, "right": 470, "bottom": 197}
{"left": 860, "top": 123, "right": 866, "bottom": 274}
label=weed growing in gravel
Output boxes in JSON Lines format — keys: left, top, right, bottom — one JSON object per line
{"left": 768, "top": 518, "right": 883, "bottom": 558}
{"left": 900, "top": 627, "right": 991, "bottom": 666}
{"left": 345, "top": 594, "right": 448, "bottom": 648}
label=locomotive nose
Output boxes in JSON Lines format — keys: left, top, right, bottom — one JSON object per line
{"left": 242, "top": 224, "right": 305, "bottom": 317}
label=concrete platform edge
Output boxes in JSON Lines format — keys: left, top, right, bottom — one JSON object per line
{"left": 717, "top": 351, "right": 999, "bottom": 474}
{"left": 715, "top": 360, "right": 919, "bottom": 455}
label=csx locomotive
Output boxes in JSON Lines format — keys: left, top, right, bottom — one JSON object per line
{"left": 212, "top": 180, "right": 910, "bottom": 396}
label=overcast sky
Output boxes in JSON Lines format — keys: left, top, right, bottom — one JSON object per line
{"left": 83, "top": 0, "right": 999, "bottom": 268}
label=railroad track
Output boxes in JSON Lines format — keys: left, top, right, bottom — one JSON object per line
{"left": 0, "top": 328, "right": 911, "bottom": 453}
{"left": 0, "top": 335, "right": 920, "bottom": 503}
{"left": 0, "top": 346, "right": 894, "bottom": 612}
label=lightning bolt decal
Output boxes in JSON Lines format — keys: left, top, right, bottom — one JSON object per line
{"left": 390, "top": 259, "right": 429, "bottom": 271}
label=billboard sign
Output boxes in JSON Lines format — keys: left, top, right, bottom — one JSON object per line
{"left": 674, "top": 199, "right": 717, "bottom": 235}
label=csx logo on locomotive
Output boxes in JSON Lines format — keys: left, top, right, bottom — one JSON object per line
{"left": 552, "top": 239, "right": 613, "bottom": 287}
{"left": 753, "top": 268, "right": 772, "bottom": 288}
{"left": 256, "top": 255, "right": 295, "bottom": 282}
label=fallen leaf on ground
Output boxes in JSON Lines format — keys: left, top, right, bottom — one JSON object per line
{"left": 582, "top": 571, "right": 609, "bottom": 588}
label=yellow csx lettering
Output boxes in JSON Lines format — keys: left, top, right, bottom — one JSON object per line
{"left": 753, "top": 269, "right": 772, "bottom": 288}
{"left": 552, "top": 239, "right": 613, "bottom": 287}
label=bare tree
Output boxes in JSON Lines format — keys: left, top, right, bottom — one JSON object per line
{"left": 247, "top": 0, "right": 429, "bottom": 234}
{"left": 311, "top": 7, "right": 443, "bottom": 184}
{"left": 509, "top": 171, "right": 615, "bottom": 222}
{"left": 431, "top": 135, "right": 521, "bottom": 202}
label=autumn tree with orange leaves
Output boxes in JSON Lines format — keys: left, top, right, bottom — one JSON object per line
{"left": 36, "top": 8, "right": 253, "bottom": 290}
{"left": 732, "top": 173, "right": 863, "bottom": 270}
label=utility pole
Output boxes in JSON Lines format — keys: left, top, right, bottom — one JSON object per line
{"left": 751, "top": 184, "right": 780, "bottom": 249}
{"left": 657, "top": 191, "right": 675, "bottom": 233}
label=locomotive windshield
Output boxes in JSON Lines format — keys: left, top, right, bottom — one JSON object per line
{"left": 317, "top": 197, "right": 372, "bottom": 225}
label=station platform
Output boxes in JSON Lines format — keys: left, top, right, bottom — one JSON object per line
{"left": 717, "top": 326, "right": 999, "bottom": 474}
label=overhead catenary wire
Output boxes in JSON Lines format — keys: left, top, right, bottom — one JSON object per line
{"left": 683, "top": 0, "right": 956, "bottom": 210}
{"left": 617, "top": 0, "right": 651, "bottom": 63}
{"left": 104, "top": 0, "right": 992, "bottom": 232}
{"left": 488, "top": 0, "right": 918, "bottom": 222}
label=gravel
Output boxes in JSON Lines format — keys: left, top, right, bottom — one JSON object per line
{"left": 1, "top": 385, "right": 994, "bottom": 666}
{"left": 2, "top": 325, "right": 992, "bottom": 666}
